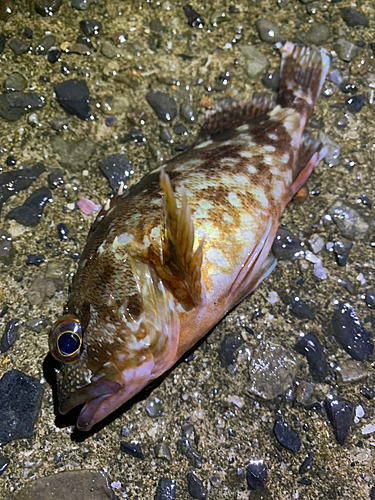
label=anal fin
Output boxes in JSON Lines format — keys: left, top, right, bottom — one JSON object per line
{"left": 158, "top": 169, "right": 205, "bottom": 311}
{"left": 291, "top": 134, "right": 328, "bottom": 196}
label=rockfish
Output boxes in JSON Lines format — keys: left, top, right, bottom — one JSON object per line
{"left": 49, "top": 42, "right": 330, "bottom": 431}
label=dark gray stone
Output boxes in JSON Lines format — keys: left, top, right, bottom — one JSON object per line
{"left": 99, "top": 153, "right": 132, "bottom": 190}
{"left": 325, "top": 397, "right": 354, "bottom": 445}
{"left": 262, "top": 71, "right": 280, "bottom": 91}
{"left": 332, "top": 302, "right": 373, "bottom": 361}
{"left": 333, "top": 239, "right": 352, "bottom": 266}
{"left": 47, "top": 169, "right": 64, "bottom": 189}
{"left": 0, "top": 369, "right": 44, "bottom": 446}
{"left": 0, "top": 318, "right": 19, "bottom": 353}
{"left": 35, "top": 0, "right": 62, "bottom": 15}
{"left": 346, "top": 95, "right": 366, "bottom": 113}
{"left": 272, "top": 227, "right": 304, "bottom": 261}
{"left": 299, "top": 453, "right": 314, "bottom": 474}
{"left": 0, "top": 229, "right": 14, "bottom": 265}
{"left": 365, "top": 290, "right": 375, "bottom": 309}
{"left": 187, "top": 473, "right": 206, "bottom": 499}
{"left": 180, "top": 101, "right": 196, "bottom": 122}
{"left": 71, "top": 0, "right": 94, "bottom": 10}
{"left": 246, "top": 459, "right": 267, "bottom": 490}
{"left": 219, "top": 333, "right": 244, "bottom": 373}
{"left": 274, "top": 415, "right": 301, "bottom": 453}
{"left": 0, "top": 34, "right": 5, "bottom": 55}
{"left": 146, "top": 91, "right": 177, "bottom": 122}
{"left": 0, "top": 92, "right": 45, "bottom": 121}
{"left": 183, "top": 5, "right": 205, "bottom": 27}
{"left": 295, "top": 333, "right": 327, "bottom": 382}
{"left": 0, "top": 455, "right": 10, "bottom": 476}
{"left": 9, "top": 39, "right": 30, "bottom": 55}
{"left": 0, "top": 163, "right": 45, "bottom": 211}
{"left": 55, "top": 79, "right": 90, "bottom": 120}
{"left": 255, "top": 18, "right": 285, "bottom": 43}
{"left": 154, "top": 478, "right": 176, "bottom": 500}
{"left": 120, "top": 441, "right": 144, "bottom": 459}
{"left": 35, "top": 34, "right": 56, "bottom": 55}
{"left": 6, "top": 187, "right": 51, "bottom": 227}
{"left": 80, "top": 20, "right": 102, "bottom": 36}
{"left": 26, "top": 254, "right": 46, "bottom": 266}
{"left": 341, "top": 8, "right": 369, "bottom": 28}
{"left": 4, "top": 72, "right": 27, "bottom": 92}
{"left": 145, "top": 396, "right": 164, "bottom": 418}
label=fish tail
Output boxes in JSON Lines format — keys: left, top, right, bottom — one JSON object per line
{"left": 278, "top": 42, "right": 330, "bottom": 115}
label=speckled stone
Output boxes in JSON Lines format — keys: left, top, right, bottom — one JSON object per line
{"left": 0, "top": 92, "right": 45, "bottom": 121}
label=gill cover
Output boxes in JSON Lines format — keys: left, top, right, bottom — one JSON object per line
{"left": 49, "top": 316, "right": 83, "bottom": 364}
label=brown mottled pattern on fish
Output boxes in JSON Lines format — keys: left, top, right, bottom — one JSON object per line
{"left": 49, "top": 43, "right": 330, "bottom": 430}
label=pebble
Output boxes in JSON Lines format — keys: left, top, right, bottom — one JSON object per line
{"left": 371, "top": 486, "right": 375, "bottom": 500}
{"left": 325, "top": 397, "right": 354, "bottom": 445}
{"left": 34, "top": 0, "right": 62, "bottom": 15}
{"left": 332, "top": 302, "right": 373, "bottom": 361}
{"left": 338, "top": 360, "right": 367, "bottom": 384}
{"left": 256, "top": 19, "right": 285, "bottom": 44}
{"left": 27, "top": 276, "right": 56, "bottom": 305}
{"left": 308, "top": 234, "right": 324, "bottom": 254}
{"left": 123, "top": 127, "right": 145, "bottom": 143}
{"left": 99, "top": 153, "right": 132, "bottom": 190}
{"left": 339, "top": 81, "right": 357, "bottom": 94}
{"left": 177, "top": 429, "right": 202, "bottom": 467}
{"left": 0, "top": 318, "right": 19, "bottom": 353}
{"left": 333, "top": 239, "right": 352, "bottom": 266}
{"left": 346, "top": 95, "right": 365, "bottom": 113}
{"left": 0, "top": 163, "right": 45, "bottom": 211}
{"left": 240, "top": 45, "right": 268, "bottom": 80}
{"left": 9, "top": 38, "right": 30, "bottom": 55}
{"left": 101, "top": 95, "right": 129, "bottom": 116}
{"left": 361, "top": 386, "right": 374, "bottom": 400}
{"left": 47, "top": 169, "right": 64, "bottom": 189}
{"left": 295, "top": 381, "right": 314, "bottom": 405}
{"left": 0, "top": 92, "right": 45, "bottom": 121}
{"left": 327, "top": 201, "right": 369, "bottom": 240}
{"left": 154, "top": 442, "right": 172, "bottom": 462}
{"left": 299, "top": 453, "right": 314, "bottom": 474}
{"left": 246, "top": 459, "right": 267, "bottom": 490}
{"left": 287, "top": 294, "right": 315, "bottom": 320}
{"left": 295, "top": 333, "right": 327, "bottom": 382}
{"left": 262, "top": 71, "right": 280, "bottom": 91}
{"left": 273, "top": 415, "right": 301, "bottom": 453}
{"left": 25, "top": 317, "right": 44, "bottom": 332}
{"left": 6, "top": 186, "right": 51, "bottom": 227}
{"left": 55, "top": 80, "right": 90, "bottom": 120}
{"left": 48, "top": 48, "right": 61, "bottom": 63}
{"left": 80, "top": 19, "right": 102, "bottom": 37}
{"left": 0, "top": 369, "right": 44, "bottom": 446}
{"left": 120, "top": 441, "right": 144, "bottom": 459}
{"left": 0, "top": 229, "right": 14, "bottom": 265}
{"left": 218, "top": 333, "right": 245, "bottom": 374}
{"left": 71, "top": 0, "right": 94, "bottom": 10}
{"left": 26, "top": 254, "right": 46, "bottom": 266}
{"left": 146, "top": 91, "right": 177, "bottom": 122}
{"left": 318, "top": 132, "right": 341, "bottom": 167}
{"left": 4, "top": 72, "right": 27, "bottom": 92}
{"left": 248, "top": 341, "right": 298, "bottom": 399}
{"left": 272, "top": 227, "right": 304, "bottom": 261}
{"left": 0, "top": 455, "right": 10, "bottom": 476}
{"left": 185, "top": 474, "right": 205, "bottom": 499}
{"left": 57, "top": 222, "right": 68, "bottom": 240}
{"left": 154, "top": 478, "right": 176, "bottom": 500}
{"left": 183, "top": 4, "right": 205, "bottom": 28}
{"left": 50, "top": 137, "right": 95, "bottom": 170}
{"left": 365, "top": 290, "right": 375, "bottom": 309}
{"left": 180, "top": 102, "right": 195, "bottom": 123}
{"left": 0, "top": 34, "right": 6, "bottom": 54}
{"left": 35, "top": 34, "right": 56, "bottom": 55}
{"left": 145, "top": 396, "right": 164, "bottom": 418}
{"left": 334, "top": 39, "right": 357, "bottom": 62}
{"left": 304, "top": 23, "right": 330, "bottom": 45}
{"left": 101, "top": 39, "right": 117, "bottom": 59}
{"left": 12, "top": 470, "right": 113, "bottom": 500}
{"left": 340, "top": 8, "right": 369, "bottom": 28}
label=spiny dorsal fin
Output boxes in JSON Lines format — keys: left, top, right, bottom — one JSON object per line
{"left": 158, "top": 169, "right": 205, "bottom": 310}
{"left": 199, "top": 94, "right": 275, "bottom": 139}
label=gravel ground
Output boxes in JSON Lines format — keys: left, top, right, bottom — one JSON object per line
{"left": 0, "top": 1, "right": 374, "bottom": 499}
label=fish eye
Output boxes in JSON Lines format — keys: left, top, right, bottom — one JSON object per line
{"left": 49, "top": 316, "right": 83, "bottom": 364}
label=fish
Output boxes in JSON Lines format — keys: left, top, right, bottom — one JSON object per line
{"left": 49, "top": 42, "right": 330, "bottom": 431}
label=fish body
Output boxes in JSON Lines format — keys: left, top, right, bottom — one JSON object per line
{"left": 49, "top": 43, "right": 330, "bottom": 430}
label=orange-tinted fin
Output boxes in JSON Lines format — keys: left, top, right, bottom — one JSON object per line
{"left": 199, "top": 94, "right": 275, "bottom": 139}
{"left": 290, "top": 134, "right": 328, "bottom": 197}
{"left": 158, "top": 169, "right": 205, "bottom": 310}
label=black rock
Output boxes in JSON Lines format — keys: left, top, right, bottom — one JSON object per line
{"left": 340, "top": 8, "right": 369, "bottom": 27}
{"left": 361, "top": 386, "right": 374, "bottom": 400}
{"left": 173, "top": 123, "right": 187, "bottom": 135}
{"left": 80, "top": 19, "right": 102, "bottom": 37}
{"left": 272, "top": 227, "right": 304, "bottom": 261}
{"left": 9, "top": 39, "right": 30, "bottom": 55}
{"left": 218, "top": 333, "right": 244, "bottom": 373}
{"left": 99, "top": 153, "right": 132, "bottom": 190}
{"left": 273, "top": 416, "right": 301, "bottom": 453}
{"left": 180, "top": 102, "right": 195, "bottom": 122}
{"left": 0, "top": 163, "right": 45, "bottom": 211}
{"left": 0, "top": 305, "right": 8, "bottom": 318}
{"left": 6, "top": 187, "right": 51, "bottom": 227}
{"left": 120, "top": 441, "right": 144, "bottom": 459}
{"left": 371, "top": 485, "right": 375, "bottom": 500}
{"left": 365, "top": 290, "right": 375, "bottom": 309}
{"left": 246, "top": 459, "right": 267, "bottom": 490}
{"left": 154, "top": 478, "right": 176, "bottom": 500}
{"left": 55, "top": 79, "right": 90, "bottom": 120}
{"left": 5, "top": 155, "right": 17, "bottom": 166}
{"left": 0, "top": 319, "right": 19, "bottom": 353}
{"left": 325, "top": 397, "right": 354, "bottom": 445}
{"left": 298, "top": 477, "right": 312, "bottom": 485}
{"left": 333, "top": 239, "right": 352, "bottom": 266}
{"left": 35, "top": 34, "right": 56, "bottom": 55}
{"left": 47, "top": 48, "right": 61, "bottom": 63}
{"left": 289, "top": 295, "right": 315, "bottom": 320}
{"left": 357, "top": 194, "right": 371, "bottom": 208}
{"left": 146, "top": 91, "right": 177, "bottom": 122}
{"left": 0, "top": 34, "right": 6, "bottom": 55}
{"left": 35, "top": 0, "right": 62, "bottom": 15}
{"left": 76, "top": 35, "right": 93, "bottom": 48}
{"left": 0, "top": 369, "right": 44, "bottom": 446}
{"left": 371, "top": 44, "right": 375, "bottom": 58}
{"left": 295, "top": 333, "right": 327, "bottom": 381}
{"left": 61, "top": 61, "right": 70, "bottom": 75}
{"left": 0, "top": 455, "right": 10, "bottom": 476}
{"left": 24, "top": 27, "right": 33, "bottom": 38}
{"left": 187, "top": 473, "right": 206, "bottom": 499}
{"left": 26, "top": 254, "right": 46, "bottom": 266}
{"left": 262, "top": 71, "right": 280, "bottom": 91}
{"left": 0, "top": 229, "right": 14, "bottom": 265}
{"left": 299, "top": 453, "right": 314, "bottom": 474}
{"left": 48, "top": 169, "right": 64, "bottom": 189}
{"left": 177, "top": 438, "right": 202, "bottom": 468}
{"left": 346, "top": 95, "right": 365, "bottom": 113}
{"left": 0, "top": 92, "right": 45, "bottom": 121}
{"left": 122, "top": 128, "right": 145, "bottom": 143}
{"left": 339, "top": 81, "right": 357, "bottom": 94}
{"left": 332, "top": 302, "right": 373, "bottom": 361}
{"left": 57, "top": 223, "right": 69, "bottom": 240}
{"left": 183, "top": 4, "right": 205, "bottom": 27}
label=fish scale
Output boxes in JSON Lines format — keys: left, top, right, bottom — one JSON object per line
{"left": 49, "top": 42, "right": 330, "bottom": 431}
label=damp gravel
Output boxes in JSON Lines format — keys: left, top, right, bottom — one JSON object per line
{"left": 0, "top": 1, "right": 374, "bottom": 499}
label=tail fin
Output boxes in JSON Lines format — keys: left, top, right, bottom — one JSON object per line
{"left": 278, "top": 42, "right": 330, "bottom": 113}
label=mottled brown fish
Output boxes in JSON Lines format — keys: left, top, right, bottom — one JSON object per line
{"left": 49, "top": 43, "right": 330, "bottom": 431}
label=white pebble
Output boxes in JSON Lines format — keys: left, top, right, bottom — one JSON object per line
{"left": 362, "top": 423, "right": 375, "bottom": 435}
{"left": 314, "top": 261, "right": 327, "bottom": 279}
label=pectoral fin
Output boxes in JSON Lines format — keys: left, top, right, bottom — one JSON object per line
{"left": 158, "top": 169, "right": 205, "bottom": 311}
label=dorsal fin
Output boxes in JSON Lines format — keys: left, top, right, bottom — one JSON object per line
{"left": 199, "top": 94, "right": 275, "bottom": 139}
